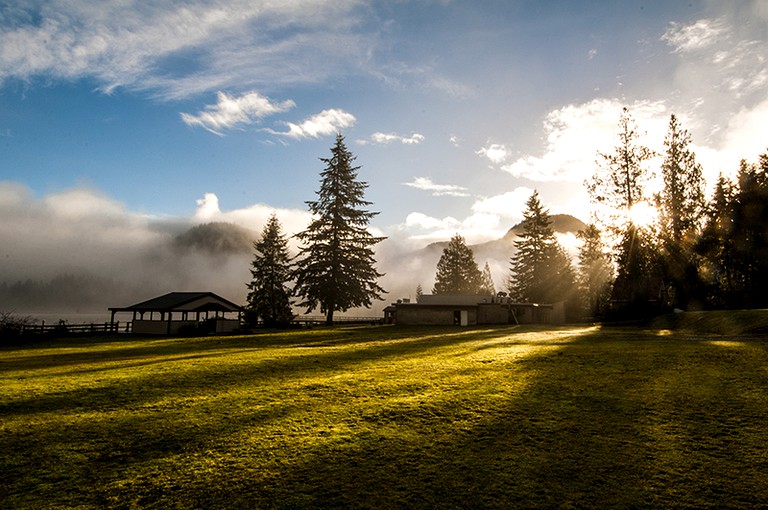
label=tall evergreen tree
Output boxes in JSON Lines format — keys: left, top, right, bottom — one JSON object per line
{"left": 698, "top": 174, "right": 738, "bottom": 308}
{"left": 587, "top": 107, "right": 655, "bottom": 227}
{"left": 509, "top": 191, "right": 576, "bottom": 308}
{"left": 480, "top": 262, "right": 496, "bottom": 295}
{"left": 293, "top": 133, "right": 386, "bottom": 324}
{"left": 246, "top": 213, "right": 294, "bottom": 327}
{"left": 656, "top": 114, "right": 706, "bottom": 309}
{"left": 576, "top": 224, "right": 613, "bottom": 319}
{"left": 586, "top": 107, "right": 658, "bottom": 315}
{"left": 432, "top": 234, "right": 483, "bottom": 294}
{"left": 731, "top": 154, "right": 768, "bottom": 307}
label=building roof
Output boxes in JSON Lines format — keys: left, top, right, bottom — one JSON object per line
{"left": 109, "top": 292, "right": 242, "bottom": 313}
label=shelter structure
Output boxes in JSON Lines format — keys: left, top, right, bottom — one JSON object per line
{"left": 109, "top": 292, "right": 243, "bottom": 335}
{"left": 388, "top": 294, "right": 565, "bottom": 326}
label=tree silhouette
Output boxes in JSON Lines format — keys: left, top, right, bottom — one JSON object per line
{"left": 509, "top": 191, "right": 576, "bottom": 308}
{"left": 433, "top": 234, "right": 483, "bottom": 294}
{"left": 246, "top": 214, "right": 294, "bottom": 327}
{"left": 293, "top": 134, "right": 386, "bottom": 324}
{"left": 587, "top": 107, "right": 659, "bottom": 315}
{"left": 656, "top": 114, "right": 706, "bottom": 309}
{"left": 576, "top": 224, "right": 613, "bottom": 319}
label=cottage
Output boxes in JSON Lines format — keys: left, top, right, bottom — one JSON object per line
{"left": 388, "top": 294, "right": 565, "bottom": 326}
{"left": 109, "top": 292, "right": 243, "bottom": 335}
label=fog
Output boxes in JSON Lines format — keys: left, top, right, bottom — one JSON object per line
{"left": 0, "top": 183, "right": 582, "bottom": 322}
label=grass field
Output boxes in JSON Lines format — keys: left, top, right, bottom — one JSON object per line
{"left": 2, "top": 320, "right": 768, "bottom": 509}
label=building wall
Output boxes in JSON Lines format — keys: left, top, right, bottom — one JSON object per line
{"left": 395, "top": 305, "right": 478, "bottom": 326}
{"left": 393, "top": 301, "right": 566, "bottom": 326}
{"left": 477, "top": 304, "right": 510, "bottom": 324}
{"left": 214, "top": 319, "right": 240, "bottom": 333}
{"left": 133, "top": 320, "right": 198, "bottom": 335}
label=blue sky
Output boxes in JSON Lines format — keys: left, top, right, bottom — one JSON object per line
{"left": 1, "top": 0, "right": 768, "bottom": 301}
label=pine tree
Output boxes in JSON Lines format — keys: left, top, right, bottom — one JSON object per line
{"left": 415, "top": 283, "right": 424, "bottom": 302}
{"left": 509, "top": 191, "right": 576, "bottom": 307}
{"left": 730, "top": 154, "right": 768, "bottom": 307}
{"left": 432, "top": 234, "right": 483, "bottom": 294}
{"left": 656, "top": 114, "right": 706, "bottom": 309}
{"left": 586, "top": 107, "right": 658, "bottom": 315}
{"left": 586, "top": 107, "right": 655, "bottom": 225}
{"left": 246, "top": 213, "right": 294, "bottom": 327}
{"left": 480, "top": 262, "right": 496, "bottom": 295}
{"left": 576, "top": 224, "right": 613, "bottom": 319}
{"left": 293, "top": 133, "right": 386, "bottom": 324}
{"left": 698, "top": 174, "right": 737, "bottom": 307}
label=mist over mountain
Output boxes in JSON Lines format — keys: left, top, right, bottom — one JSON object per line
{"left": 0, "top": 221, "right": 258, "bottom": 318}
{"left": 378, "top": 214, "right": 586, "bottom": 303}
{"left": 1, "top": 214, "right": 586, "bottom": 320}
{"left": 173, "top": 222, "right": 256, "bottom": 255}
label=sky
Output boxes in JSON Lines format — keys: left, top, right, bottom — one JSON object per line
{"left": 1, "top": 0, "right": 768, "bottom": 310}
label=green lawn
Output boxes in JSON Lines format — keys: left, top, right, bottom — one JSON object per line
{"left": 2, "top": 323, "right": 768, "bottom": 509}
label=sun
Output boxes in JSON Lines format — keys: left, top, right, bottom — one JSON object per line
{"left": 628, "top": 201, "right": 658, "bottom": 228}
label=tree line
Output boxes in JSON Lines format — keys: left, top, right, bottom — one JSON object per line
{"left": 247, "top": 111, "right": 766, "bottom": 326}
{"left": 429, "top": 108, "right": 768, "bottom": 321}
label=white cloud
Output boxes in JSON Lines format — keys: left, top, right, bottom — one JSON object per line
{"left": 476, "top": 143, "right": 509, "bottom": 165}
{"left": 662, "top": 19, "right": 726, "bottom": 53}
{"left": 267, "top": 109, "right": 356, "bottom": 139}
{"left": 0, "top": 1, "right": 367, "bottom": 99}
{"left": 501, "top": 99, "right": 668, "bottom": 182}
{"left": 402, "top": 211, "right": 500, "bottom": 243}
{"left": 359, "top": 132, "right": 425, "bottom": 145}
{"left": 402, "top": 177, "right": 469, "bottom": 197}
{"left": 471, "top": 188, "right": 535, "bottom": 220}
{"left": 661, "top": 16, "right": 768, "bottom": 102}
{"left": 181, "top": 91, "right": 295, "bottom": 135}
{"left": 192, "top": 192, "right": 311, "bottom": 247}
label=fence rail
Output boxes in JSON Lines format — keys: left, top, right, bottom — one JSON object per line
{"left": 291, "top": 316, "right": 385, "bottom": 326}
{"left": 19, "top": 322, "right": 132, "bottom": 336}
{"left": 11, "top": 316, "right": 386, "bottom": 337}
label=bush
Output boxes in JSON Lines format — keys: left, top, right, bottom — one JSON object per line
{"left": 0, "top": 311, "right": 37, "bottom": 342}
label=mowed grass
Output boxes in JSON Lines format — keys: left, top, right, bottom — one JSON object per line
{"left": 2, "top": 323, "right": 768, "bottom": 509}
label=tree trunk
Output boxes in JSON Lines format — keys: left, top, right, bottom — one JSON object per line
{"left": 325, "top": 309, "right": 334, "bottom": 326}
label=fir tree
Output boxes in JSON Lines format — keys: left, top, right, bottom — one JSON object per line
{"left": 293, "top": 133, "right": 386, "bottom": 324}
{"left": 587, "top": 107, "right": 655, "bottom": 225}
{"left": 480, "top": 262, "right": 496, "bottom": 295}
{"left": 586, "top": 107, "right": 658, "bottom": 315}
{"left": 415, "top": 283, "right": 424, "bottom": 302}
{"left": 698, "top": 174, "right": 737, "bottom": 307}
{"left": 656, "top": 114, "right": 706, "bottom": 309}
{"left": 576, "top": 224, "right": 614, "bottom": 319}
{"left": 246, "top": 213, "right": 294, "bottom": 327}
{"left": 730, "top": 155, "right": 768, "bottom": 307}
{"left": 433, "top": 234, "right": 483, "bottom": 294}
{"left": 509, "top": 191, "right": 576, "bottom": 308}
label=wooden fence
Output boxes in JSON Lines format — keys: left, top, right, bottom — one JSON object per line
{"left": 19, "top": 321, "right": 132, "bottom": 336}
{"left": 11, "top": 316, "right": 385, "bottom": 337}
{"left": 291, "top": 316, "right": 385, "bottom": 326}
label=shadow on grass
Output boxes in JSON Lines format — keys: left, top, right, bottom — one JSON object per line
{"left": 4, "top": 325, "right": 768, "bottom": 508}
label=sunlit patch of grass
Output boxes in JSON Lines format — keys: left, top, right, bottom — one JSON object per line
{"left": 2, "top": 324, "right": 768, "bottom": 508}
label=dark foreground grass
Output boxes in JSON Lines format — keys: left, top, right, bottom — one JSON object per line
{"left": 2, "top": 323, "right": 768, "bottom": 509}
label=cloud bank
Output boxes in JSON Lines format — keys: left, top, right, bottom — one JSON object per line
{"left": 0, "top": 183, "right": 310, "bottom": 315}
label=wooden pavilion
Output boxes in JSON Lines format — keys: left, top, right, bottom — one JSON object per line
{"left": 109, "top": 292, "right": 243, "bottom": 335}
